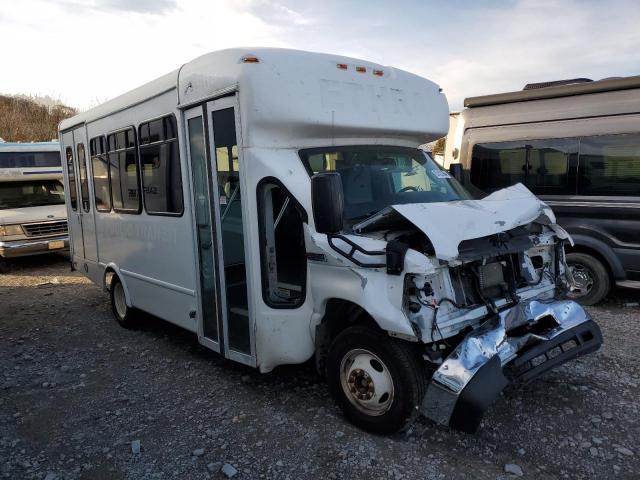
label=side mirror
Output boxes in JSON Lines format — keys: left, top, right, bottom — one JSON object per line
{"left": 449, "top": 163, "right": 464, "bottom": 184}
{"left": 311, "top": 172, "right": 344, "bottom": 234}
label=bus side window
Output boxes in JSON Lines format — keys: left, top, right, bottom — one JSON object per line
{"left": 65, "top": 146, "right": 78, "bottom": 211}
{"left": 139, "top": 115, "right": 183, "bottom": 215}
{"left": 77, "top": 143, "right": 90, "bottom": 212}
{"left": 90, "top": 136, "right": 111, "bottom": 211}
{"left": 107, "top": 127, "right": 141, "bottom": 213}
{"left": 258, "top": 181, "right": 307, "bottom": 307}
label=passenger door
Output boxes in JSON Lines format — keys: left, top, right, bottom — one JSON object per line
{"left": 61, "top": 130, "right": 85, "bottom": 261}
{"left": 72, "top": 126, "right": 98, "bottom": 263}
{"left": 184, "top": 97, "right": 255, "bottom": 366}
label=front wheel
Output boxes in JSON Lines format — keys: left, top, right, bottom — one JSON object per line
{"left": 326, "top": 326, "right": 426, "bottom": 434}
{"left": 566, "top": 252, "right": 610, "bottom": 306}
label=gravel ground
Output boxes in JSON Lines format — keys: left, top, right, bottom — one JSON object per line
{"left": 1, "top": 255, "right": 639, "bottom": 480}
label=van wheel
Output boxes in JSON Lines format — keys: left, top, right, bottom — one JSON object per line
{"left": 326, "top": 326, "right": 426, "bottom": 434}
{"left": 0, "top": 258, "right": 8, "bottom": 273}
{"left": 110, "top": 276, "right": 137, "bottom": 328}
{"left": 566, "top": 252, "right": 610, "bottom": 306}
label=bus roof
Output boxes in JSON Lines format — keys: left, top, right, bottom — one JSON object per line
{"left": 60, "top": 48, "right": 449, "bottom": 147}
{"left": 464, "top": 75, "right": 640, "bottom": 108}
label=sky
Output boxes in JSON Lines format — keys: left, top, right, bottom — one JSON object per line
{"left": 1, "top": 0, "right": 639, "bottom": 112}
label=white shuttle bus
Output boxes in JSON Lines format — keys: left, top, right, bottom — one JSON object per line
{"left": 59, "top": 48, "right": 602, "bottom": 434}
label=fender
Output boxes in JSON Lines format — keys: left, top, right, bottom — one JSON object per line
{"left": 568, "top": 233, "right": 625, "bottom": 280}
{"left": 102, "top": 262, "right": 134, "bottom": 308}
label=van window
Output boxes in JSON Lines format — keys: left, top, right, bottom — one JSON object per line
{"left": 139, "top": 116, "right": 183, "bottom": 215}
{"left": 0, "top": 151, "right": 61, "bottom": 168}
{"left": 107, "top": 127, "right": 140, "bottom": 213}
{"left": 0, "top": 180, "right": 65, "bottom": 209}
{"left": 65, "top": 146, "right": 77, "bottom": 211}
{"left": 471, "top": 138, "right": 575, "bottom": 194}
{"left": 258, "top": 181, "right": 307, "bottom": 308}
{"left": 77, "top": 143, "right": 90, "bottom": 212}
{"left": 578, "top": 133, "right": 640, "bottom": 196}
{"left": 90, "top": 136, "right": 111, "bottom": 211}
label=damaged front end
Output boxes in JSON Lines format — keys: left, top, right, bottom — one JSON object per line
{"left": 421, "top": 299, "right": 602, "bottom": 433}
{"left": 350, "top": 183, "right": 603, "bottom": 433}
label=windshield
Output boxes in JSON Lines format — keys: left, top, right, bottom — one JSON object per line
{"left": 0, "top": 180, "right": 65, "bottom": 209}
{"left": 300, "top": 145, "right": 472, "bottom": 222}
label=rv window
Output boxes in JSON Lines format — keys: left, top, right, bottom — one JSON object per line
{"left": 90, "top": 136, "right": 111, "bottom": 211}
{"left": 524, "top": 139, "right": 574, "bottom": 193}
{"left": 578, "top": 133, "right": 640, "bottom": 197}
{"left": 65, "top": 146, "right": 77, "bottom": 211}
{"left": 138, "top": 115, "right": 183, "bottom": 215}
{"left": 258, "top": 181, "right": 307, "bottom": 308}
{"left": 77, "top": 143, "right": 90, "bottom": 212}
{"left": 107, "top": 127, "right": 141, "bottom": 213}
{"left": 470, "top": 142, "right": 526, "bottom": 191}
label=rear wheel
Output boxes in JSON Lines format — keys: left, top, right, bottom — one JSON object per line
{"left": 326, "top": 326, "right": 426, "bottom": 434}
{"left": 110, "top": 275, "right": 137, "bottom": 328}
{"left": 0, "top": 257, "right": 8, "bottom": 274}
{"left": 566, "top": 252, "right": 610, "bottom": 306}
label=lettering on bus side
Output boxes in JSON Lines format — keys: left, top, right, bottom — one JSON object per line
{"left": 319, "top": 79, "right": 422, "bottom": 115}
{"left": 97, "top": 220, "right": 178, "bottom": 244}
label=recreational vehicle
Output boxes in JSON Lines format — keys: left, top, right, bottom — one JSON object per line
{"left": 0, "top": 142, "right": 68, "bottom": 269}
{"left": 445, "top": 76, "right": 640, "bottom": 305}
{"left": 59, "top": 49, "right": 601, "bottom": 434}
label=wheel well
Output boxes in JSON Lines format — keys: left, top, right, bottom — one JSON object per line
{"left": 314, "top": 299, "right": 382, "bottom": 376}
{"left": 103, "top": 268, "right": 117, "bottom": 291}
{"left": 565, "top": 244, "right": 613, "bottom": 280}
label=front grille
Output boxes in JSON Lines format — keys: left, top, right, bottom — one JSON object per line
{"left": 22, "top": 220, "right": 68, "bottom": 237}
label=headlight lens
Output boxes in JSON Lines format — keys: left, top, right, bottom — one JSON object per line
{"left": 0, "top": 224, "right": 24, "bottom": 236}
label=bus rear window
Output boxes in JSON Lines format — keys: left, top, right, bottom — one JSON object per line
{"left": 0, "top": 151, "right": 61, "bottom": 168}
{"left": 0, "top": 180, "right": 66, "bottom": 209}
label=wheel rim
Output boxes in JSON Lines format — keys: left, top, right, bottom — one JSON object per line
{"left": 568, "top": 262, "right": 595, "bottom": 298}
{"left": 339, "top": 349, "right": 394, "bottom": 416}
{"left": 113, "top": 282, "right": 127, "bottom": 319}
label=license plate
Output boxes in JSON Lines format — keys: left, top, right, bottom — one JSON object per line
{"left": 48, "top": 240, "right": 65, "bottom": 250}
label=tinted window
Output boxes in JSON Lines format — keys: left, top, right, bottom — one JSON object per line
{"left": 579, "top": 134, "right": 640, "bottom": 196}
{"left": 65, "top": 146, "right": 77, "bottom": 211}
{"left": 471, "top": 138, "right": 575, "bottom": 194}
{"left": 138, "top": 116, "right": 183, "bottom": 214}
{"left": 90, "top": 136, "right": 111, "bottom": 211}
{"left": 0, "top": 151, "right": 61, "bottom": 168}
{"left": 107, "top": 127, "right": 140, "bottom": 212}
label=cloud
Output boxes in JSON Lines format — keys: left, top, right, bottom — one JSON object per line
{"left": 56, "top": 0, "right": 179, "bottom": 15}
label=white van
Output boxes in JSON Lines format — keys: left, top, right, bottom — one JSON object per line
{"left": 0, "top": 142, "right": 69, "bottom": 269}
{"left": 59, "top": 48, "right": 602, "bottom": 434}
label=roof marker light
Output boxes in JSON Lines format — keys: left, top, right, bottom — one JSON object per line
{"left": 337, "top": 63, "right": 348, "bottom": 70}
{"left": 242, "top": 55, "right": 260, "bottom": 63}
{"left": 373, "top": 69, "right": 384, "bottom": 77}
{"left": 355, "top": 66, "right": 366, "bottom": 73}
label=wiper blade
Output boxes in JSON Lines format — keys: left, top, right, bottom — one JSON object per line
{"left": 350, "top": 209, "right": 382, "bottom": 222}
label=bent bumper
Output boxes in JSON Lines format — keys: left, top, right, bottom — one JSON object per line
{"left": 420, "top": 299, "right": 602, "bottom": 433}
{"left": 0, "top": 235, "right": 69, "bottom": 258}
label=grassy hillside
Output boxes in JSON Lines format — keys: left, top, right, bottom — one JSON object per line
{"left": 0, "top": 94, "right": 77, "bottom": 142}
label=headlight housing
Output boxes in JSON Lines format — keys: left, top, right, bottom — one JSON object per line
{"left": 0, "top": 224, "right": 24, "bottom": 236}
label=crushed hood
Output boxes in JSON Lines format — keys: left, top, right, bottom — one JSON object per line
{"left": 354, "top": 183, "right": 567, "bottom": 262}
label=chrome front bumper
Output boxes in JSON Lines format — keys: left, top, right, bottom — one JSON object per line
{"left": 0, "top": 234, "right": 69, "bottom": 258}
{"left": 421, "top": 299, "right": 602, "bottom": 433}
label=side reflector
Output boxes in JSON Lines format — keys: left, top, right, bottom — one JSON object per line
{"left": 355, "top": 66, "right": 366, "bottom": 73}
{"left": 337, "top": 63, "right": 348, "bottom": 70}
{"left": 373, "top": 69, "right": 384, "bottom": 77}
{"left": 242, "top": 55, "right": 260, "bottom": 63}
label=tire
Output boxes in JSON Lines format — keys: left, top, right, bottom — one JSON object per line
{"left": 110, "top": 275, "right": 137, "bottom": 328}
{"left": 0, "top": 257, "right": 8, "bottom": 274}
{"left": 566, "top": 252, "right": 610, "bottom": 306}
{"left": 326, "top": 326, "right": 426, "bottom": 434}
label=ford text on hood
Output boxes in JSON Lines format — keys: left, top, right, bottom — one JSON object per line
{"left": 309, "top": 181, "right": 602, "bottom": 433}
